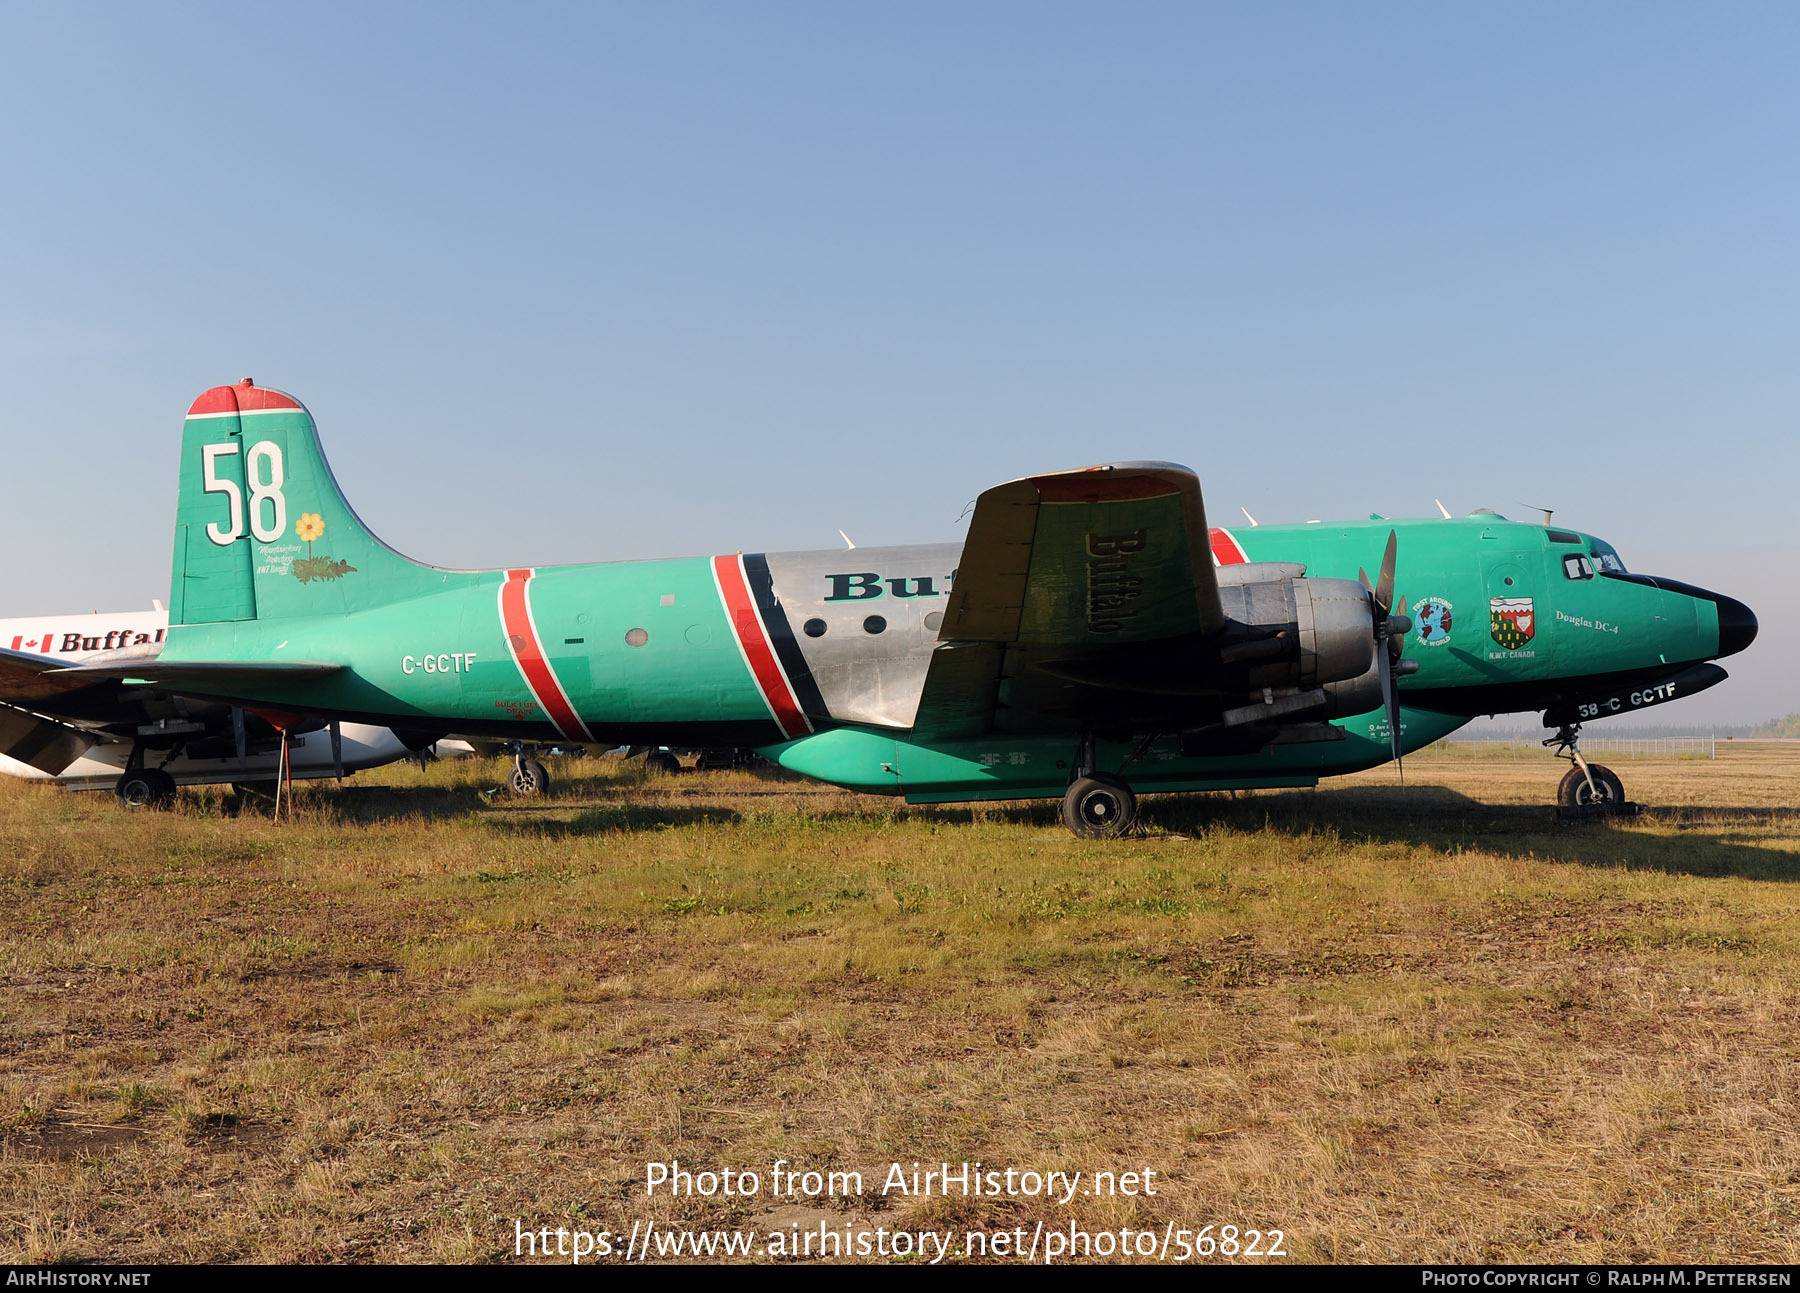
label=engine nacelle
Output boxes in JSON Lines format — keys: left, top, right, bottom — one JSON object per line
{"left": 1216, "top": 574, "right": 1376, "bottom": 691}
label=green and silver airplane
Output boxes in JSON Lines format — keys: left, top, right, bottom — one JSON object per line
{"left": 40, "top": 380, "right": 1759, "bottom": 834}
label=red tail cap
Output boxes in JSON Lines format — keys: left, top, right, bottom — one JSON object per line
{"left": 186, "top": 378, "right": 302, "bottom": 417}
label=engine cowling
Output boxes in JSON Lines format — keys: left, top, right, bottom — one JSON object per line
{"left": 1215, "top": 572, "right": 1377, "bottom": 691}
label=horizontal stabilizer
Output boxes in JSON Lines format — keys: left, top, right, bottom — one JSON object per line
{"left": 62, "top": 660, "right": 343, "bottom": 692}
{"left": 0, "top": 702, "right": 94, "bottom": 774}
{"left": 0, "top": 646, "right": 127, "bottom": 704}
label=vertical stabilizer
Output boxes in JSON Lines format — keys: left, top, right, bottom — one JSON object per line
{"left": 170, "top": 380, "right": 444, "bottom": 626}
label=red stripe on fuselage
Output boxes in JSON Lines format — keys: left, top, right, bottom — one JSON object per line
{"left": 499, "top": 568, "right": 593, "bottom": 743}
{"left": 1209, "top": 527, "right": 1249, "bottom": 566}
{"left": 712, "top": 555, "right": 811, "bottom": 740}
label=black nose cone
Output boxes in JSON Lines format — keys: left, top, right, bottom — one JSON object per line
{"left": 1716, "top": 593, "right": 1758, "bottom": 658}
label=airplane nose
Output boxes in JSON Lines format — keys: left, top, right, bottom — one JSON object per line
{"left": 1714, "top": 592, "right": 1758, "bottom": 657}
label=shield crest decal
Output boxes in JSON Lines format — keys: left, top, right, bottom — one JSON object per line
{"left": 1490, "top": 597, "right": 1535, "bottom": 650}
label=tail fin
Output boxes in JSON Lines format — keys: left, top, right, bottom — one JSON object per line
{"left": 170, "top": 380, "right": 443, "bottom": 626}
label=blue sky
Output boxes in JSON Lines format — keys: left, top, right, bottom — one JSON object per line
{"left": 1, "top": 3, "right": 1793, "bottom": 721}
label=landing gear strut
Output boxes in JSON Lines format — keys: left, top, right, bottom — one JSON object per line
{"left": 1544, "top": 724, "right": 1635, "bottom": 820}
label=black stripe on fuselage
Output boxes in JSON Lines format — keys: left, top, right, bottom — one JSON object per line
{"left": 741, "top": 553, "right": 829, "bottom": 720}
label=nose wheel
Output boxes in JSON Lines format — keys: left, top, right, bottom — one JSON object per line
{"left": 504, "top": 742, "right": 551, "bottom": 796}
{"left": 1545, "top": 724, "right": 1637, "bottom": 821}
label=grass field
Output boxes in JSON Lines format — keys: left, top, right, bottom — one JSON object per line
{"left": 3, "top": 743, "right": 1798, "bottom": 1264}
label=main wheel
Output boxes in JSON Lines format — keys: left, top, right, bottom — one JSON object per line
{"left": 1061, "top": 774, "right": 1138, "bottom": 838}
{"left": 509, "top": 760, "right": 551, "bottom": 796}
{"left": 116, "top": 768, "right": 176, "bottom": 809}
{"left": 1557, "top": 763, "right": 1625, "bottom": 810}
{"left": 645, "top": 751, "right": 682, "bottom": 775}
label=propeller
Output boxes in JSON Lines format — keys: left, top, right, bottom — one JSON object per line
{"left": 1358, "top": 531, "right": 1418, "bottom": 775}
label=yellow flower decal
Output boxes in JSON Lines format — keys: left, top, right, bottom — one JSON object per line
{"left": 296, "top": 513, "right": 325, "bottom": 542}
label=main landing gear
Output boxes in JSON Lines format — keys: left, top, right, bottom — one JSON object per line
{"left": 1544, "top": 724, "right": 1636, "bottom": 821}
{"left": 1062, "top": 773, "right": 1137, "bottom": 838}
{"left": 1059, "top": 733, "right": 1150, "bottom": 838}
{"left": 114, "top": 744, "right": 178, "bottom": 809}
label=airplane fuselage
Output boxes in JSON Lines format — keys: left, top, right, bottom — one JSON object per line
{"left": 159, "top": 514, "right": 1751, "bottom": 803}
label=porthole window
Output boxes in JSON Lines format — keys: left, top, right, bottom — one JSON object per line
{"left": 625, "top": 627, "right": 648, "bottom": 648}
{"left": 803, "top": 618, "right": 826, "bottom": 637}
{"left": 863, "top": 615, "right": 887, "bottom": 635}
{"left": 923, "top": 611, "right": 943, "bottom": 631}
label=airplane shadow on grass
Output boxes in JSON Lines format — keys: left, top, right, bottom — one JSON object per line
{"left": 1136, "top": 785, "right": 1800, "bottom": 883}
{"left": 312, "top": 784, "right": 746, "bottom": 834}
{"left": 292, "top": 776, "right": 1798, "bottom": 881}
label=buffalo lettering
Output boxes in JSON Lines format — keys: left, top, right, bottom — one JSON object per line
{"left": 825, "top": 573, "right": 949, "bottom": 602}
{"left": 1086, "top": 530, "right": 1147, "bottom": 634}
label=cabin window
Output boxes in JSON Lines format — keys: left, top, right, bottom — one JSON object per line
{"left": 803, "top": 618, "right": 826, "bottom": 637}
{"left": 1562, "top": 554, "right": 1594, "bottom": 581}
{"left": 863, "top": 615, "right": 887, "bottom": 635}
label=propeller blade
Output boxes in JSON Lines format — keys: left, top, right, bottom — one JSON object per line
{"left": 1374, "top": 530, "right": 1397, "bottom": 616}
{"left": 1377, "top": 644, "right": 1404, "bottom": 776}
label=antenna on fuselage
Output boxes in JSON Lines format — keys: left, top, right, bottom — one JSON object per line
{"left": 1524, "top": 503, "right": 1555, "bottom": 526}
{"left": 1241, "top": 507, "right": 1259, "bottom": 527}
{"left": 837, "top": 530, "right": 856, "bottom": 550}
{"left": 1435, "top": 499, "right": 1452, "bottom": 519}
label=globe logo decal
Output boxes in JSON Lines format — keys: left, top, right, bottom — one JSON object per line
{"left": 1415, "top": 597, "right": 1453, "bottom": 646}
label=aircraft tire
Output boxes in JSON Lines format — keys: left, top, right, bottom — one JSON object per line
{"left": 1062, "top": 775, "right": 1137, "bottom": 839}
{"left": 509, "top": 760, "right": 552, "bottom": 796}
{"left": 1557, "top": 763, "right": 1625, "bottom": 810}
{"left": 645, "top": 751, "right": 682, "bottom": 775}
{"left": 116, "top": 768, "right": 176, "bottom": 810}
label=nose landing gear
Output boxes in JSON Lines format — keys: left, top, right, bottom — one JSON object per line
{"left": 503, "top": 742, "right": 552, "bottom": 796}
{"left": 1544, "top": 724, "right": 1637, "bottom": 821}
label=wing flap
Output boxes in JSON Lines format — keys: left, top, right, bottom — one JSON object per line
{"left": 911, "top": 643, "right": 1006, "bottom": 740}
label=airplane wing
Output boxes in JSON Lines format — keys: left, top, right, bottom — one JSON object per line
{"left": 919, "top": 462, "right": 1228, "bottom": 739}
{"left": 939, "top": 462, "right": 1224, "bottom": 645}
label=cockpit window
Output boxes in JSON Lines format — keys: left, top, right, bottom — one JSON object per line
{"left": 1592, "top": 549, "right": 1627, "bottom": 574}
{"left": 1563, "top": 553, "right": 1595, "bottom": 581}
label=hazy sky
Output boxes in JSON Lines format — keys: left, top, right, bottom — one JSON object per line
{"left": 1, "top": 4, "right": 1793, "bottom": 722}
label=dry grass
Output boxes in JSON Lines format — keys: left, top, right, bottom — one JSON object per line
{"left": 1, "top": 744, "right": 1797, "bottom": 1263}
